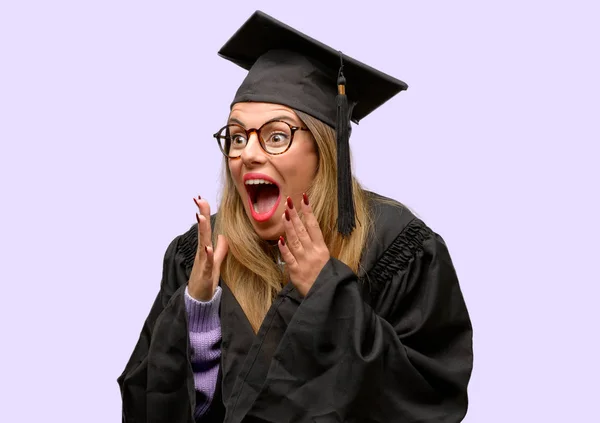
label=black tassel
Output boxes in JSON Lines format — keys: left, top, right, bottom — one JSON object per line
{"left": 336, "top": 53, "right": 355, "bottom": 236}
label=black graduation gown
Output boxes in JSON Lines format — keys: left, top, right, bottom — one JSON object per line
{"left": 117, "top": 192, "right": 473, "bottom": 423}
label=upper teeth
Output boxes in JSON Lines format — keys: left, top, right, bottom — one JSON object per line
{"left": 245, "top": 179, "right": 274, "bottom": 185}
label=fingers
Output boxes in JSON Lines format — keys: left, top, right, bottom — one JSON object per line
{"left": 284, "top": 196, "right": 310, "bottom": 251}
{"left": 280, "top": 192, "right": 326, "bottom": 269}
{"left": 278, "top": 235, "right": 297, "bottom": 269}
{"left": 194, "top": 196, "right": 212, "bottom": 254}
{"left": 212, "top": 235, "right": 229, "bottom": 288}
{"left": 203, "top": 245, "right": 214, "bottom": 280}
{"left": 280, "top": 201, "right": 301, "bottom": 270}
{"left": 189, "top": 196, "right": 226, "bottom": 302}
{"left": 299, "top": 193, "right": 324, "bottom": 244}
{"left": 213, "top": 235, "right": 229, "bottom": 266}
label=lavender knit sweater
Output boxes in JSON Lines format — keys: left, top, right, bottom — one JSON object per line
{"left": 184, "top": 286, "right": 222, "bottom": 418}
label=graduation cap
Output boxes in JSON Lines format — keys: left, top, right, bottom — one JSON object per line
{"left": 218, "top": 10, "right": 408, "bottom": 236}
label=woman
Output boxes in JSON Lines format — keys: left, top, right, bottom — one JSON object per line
{"left": 118, "top": 11, "right": 473, "bottom": 423}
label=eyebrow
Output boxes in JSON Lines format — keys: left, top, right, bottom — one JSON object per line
{"left": 227, "top": 115, "right": 299, "bottom": 128}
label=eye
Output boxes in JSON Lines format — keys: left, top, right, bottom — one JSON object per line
{"left": 267, "top": 132, "right": 289, "bottom": 144}
{"left": 230, "top": 133, "right": 248, "bottom": 149}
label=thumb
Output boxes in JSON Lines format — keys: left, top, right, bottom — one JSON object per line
{"left": 212, "top": 235, "right": 229, "bottom": 287}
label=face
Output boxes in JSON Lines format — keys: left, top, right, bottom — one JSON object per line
{"left": 227, "top": 102, "right": 318, "bottom": 241}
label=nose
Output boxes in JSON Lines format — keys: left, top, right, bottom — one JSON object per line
{"left": 240, "top": 131, "right": 267, "bottom": 166}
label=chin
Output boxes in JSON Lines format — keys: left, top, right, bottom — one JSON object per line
{"left": 238, "top": 191, "right": 285, "bottom": 241}
{"left": 249, "top": 219, "right": 283, "bottom": 241}
{"left": 243, "top": 206, "right": 283, "bottom": 241}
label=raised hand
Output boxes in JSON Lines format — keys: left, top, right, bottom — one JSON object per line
{"left": 188, "top": 196, "right": 229, "bottom": 301}
{"left": 278, "top": 193, "right": 330, "bottom": 297}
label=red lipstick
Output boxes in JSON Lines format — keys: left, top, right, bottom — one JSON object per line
{"left": 243, "top": 173, "right": 281, "bottom": 222}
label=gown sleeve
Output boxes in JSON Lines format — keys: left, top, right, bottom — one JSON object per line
{"left": 117, "top": 231, "right": 226, "bottom": 423}
{"left": 251, "top": 219, "right": 473, "bottom": 422}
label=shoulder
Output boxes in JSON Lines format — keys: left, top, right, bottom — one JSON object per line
{"left": 360, "top": 192, "right": 451, "bottom": 300}
{"left": 161, "top": 214, "right": 217, "bottom": 280}
{"left": 365, "top": 191, "right": 423, "bottom": 234}
{"left": 361, "top": 191, "right": 435, "bottom": 272}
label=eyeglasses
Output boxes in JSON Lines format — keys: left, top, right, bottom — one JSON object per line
{"left": 213, "top": 119, "right": 309, "bottom": 158}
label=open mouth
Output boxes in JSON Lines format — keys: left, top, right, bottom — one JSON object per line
{"left": 244, "top": 178, "right": 281, "bottom": 222}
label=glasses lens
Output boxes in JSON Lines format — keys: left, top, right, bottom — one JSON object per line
{"left": 218, "top": 124, "right": 247, "bottom": 158}
{"left": 260, "top": 121, "right": 292, "bottom": 154}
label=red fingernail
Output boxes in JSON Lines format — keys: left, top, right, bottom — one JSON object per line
{"left": 279, "top": 236, "right": 285, "bottom": 246}
{"left": 284, "top": 209, "right": 290, "bottom": 221}
{"left": 302, "top": 192, "right": 309, "bottom": 206}
{"left": 198, "top": 195, "right": 201, "bottom": 200}
{"left": 286, "top": 196, "right": 294, "bottom": 209}
{"left": 196, "top": 213, "right": 200, "bottom": 223}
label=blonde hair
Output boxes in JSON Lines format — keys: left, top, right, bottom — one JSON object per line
{"left": 214, "top": 110, "right": 371, "bottom": 332}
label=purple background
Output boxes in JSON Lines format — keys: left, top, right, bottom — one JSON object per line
{"left": 1, "top": 1, "right": 598, "bottom": 421}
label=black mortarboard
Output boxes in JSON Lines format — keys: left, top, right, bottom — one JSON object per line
{"left": 218, "top": 10, "right": 408, "bottom": 236}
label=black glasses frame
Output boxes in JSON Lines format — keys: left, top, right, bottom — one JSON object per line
{"left": 213, "top": 119, "right": 309, "bottom": 158}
